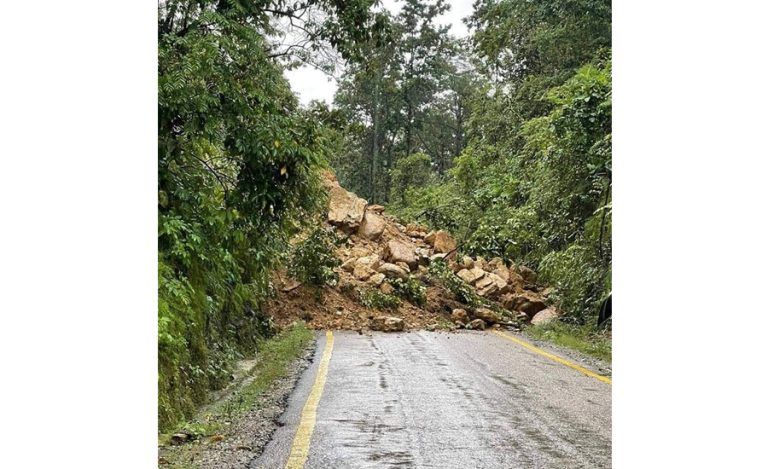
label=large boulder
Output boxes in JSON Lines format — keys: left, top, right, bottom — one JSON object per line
{"left": 531, "top": 308, "right": 558, "bottom": 326}
{"left": 473, "top": 307, "right": 502, "bottom": 324}
{"left": 429, "top": 230, "right": 457, "bottom": 253}
{"left": 326, "top": 181, "right": 367, "bottom": 231}
{"left": 371, "top": 316, "right": 405, "bottom": 332}
{"left": 475, "top": 272, "right": 508, "bottom": 298}
{"left": 456, "top": 267, "right": 485, "bottom": 285}
{"left": 357, "top": 211, "right": 386, "bottom": 240}
{"left": 384, "top": 239, "right": 418, "bottom": 268}
{"left": 501, "top": 292, "right": 547, "bottom": 315}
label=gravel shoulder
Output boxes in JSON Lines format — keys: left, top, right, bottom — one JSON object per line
{"left": 520, "top": 329, "right": 612, "bottom": 377}
{"left": 158, "top": 332, "right": 318, "bottom": 469}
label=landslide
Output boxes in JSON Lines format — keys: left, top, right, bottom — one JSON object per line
{"left": 266, "top": 170, "right": 560, "bottom": 332}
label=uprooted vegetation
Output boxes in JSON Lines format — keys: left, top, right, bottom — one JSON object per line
{"left": 267, "top": 171, "right": 561, "bottom": 334}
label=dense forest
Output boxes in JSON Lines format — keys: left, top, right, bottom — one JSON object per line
{"left": 158, "top": 0, "right": 611, "bottom": 431}
{"left": 328, "top": 0, "right": 611, "bottom": 327}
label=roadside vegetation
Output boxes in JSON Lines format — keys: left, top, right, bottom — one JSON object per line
{"left": 526, "top": 322, "right": 612, "bottom": 363}
{"left": 159, "top": 322, "right": 314, "bottom": 448}
{"left": 158, "top": 0, "right": 383, "bottom": 431}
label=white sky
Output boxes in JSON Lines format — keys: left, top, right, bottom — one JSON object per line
{"left": 284, "top": 0, "right": 475, "bottom": 106}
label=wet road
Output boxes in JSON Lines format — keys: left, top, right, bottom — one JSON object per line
{"left": 252, "top": 330, "right": 611, "bottom": 469}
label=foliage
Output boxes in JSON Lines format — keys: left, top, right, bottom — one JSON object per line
{"left": 389, "top": 152, "right": 435, "bottom": 204}
{"left": 159, "top": 323, "right": 314, "bottom": 462}
{"left": 389, "top": 277, "right": 427, "bottom": 306}
{"left": 360, "top": 288, "right": 402, "bottom": 310}
{"left": 158, "top": 0, "right": 378, "bottom": 431}
{"left": 332, "top": 0, "right": 478, "bottom": 203}
{"left": 288, "top": 227, "right": 341, "bottom": 288}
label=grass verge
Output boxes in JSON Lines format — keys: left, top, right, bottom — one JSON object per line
{"left": 525, "top": 321, "right": 612, "bottom": 363}
{"left": 158, "top": 321, "right": 314, "bottom": 447}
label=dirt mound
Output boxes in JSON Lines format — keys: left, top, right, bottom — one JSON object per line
{"left": 266, "top": 170, "right": 557, "bottom": 332}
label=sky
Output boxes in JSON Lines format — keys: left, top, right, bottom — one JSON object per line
{"left": 285, "top": 0, "right": 475, "bottom": 106}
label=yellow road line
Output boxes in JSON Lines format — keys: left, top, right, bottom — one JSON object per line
{"left": 285, "top": 331, "right": 334, "bottom": 469}
{"left": 492, "top": 330, "right": 612, "bottom": 385}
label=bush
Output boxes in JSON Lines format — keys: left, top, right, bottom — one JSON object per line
{"left": 360, "top": 289, "right": 401, "bottom": 310}
{"left": 538, "top": 243, "right": 607, "bottom": 323}
{"left": 390, "top": 277, "right": 427, "bottom": 306}
{"left": 288, "top": 227, "right": 341, "bottom": 288}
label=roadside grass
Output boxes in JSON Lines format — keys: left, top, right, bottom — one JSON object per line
{"left": 158, "top": 322, "right": 314, "bottom": 447}
{"left": 525, "top": 321, "right": 612, "bottom": 363}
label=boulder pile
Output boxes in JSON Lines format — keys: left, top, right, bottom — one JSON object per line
{"left": 315, "top": 170, "right": 559, "bottom": 331}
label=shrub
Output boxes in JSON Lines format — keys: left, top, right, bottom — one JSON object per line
{"left": 288, "top": 227, "right": 341, "bottom": 288}
{"left": 390, "top": 277, "right": 427, "bottom": 306}
{"left": 360, "top": 289, "right": 401, "bottom": 310}
{"left": 538, "top": 243, "right": 607, "bottom": 323}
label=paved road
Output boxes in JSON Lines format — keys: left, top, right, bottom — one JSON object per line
{"left": 252, "top": 330, "right": 611, "bottom": 469}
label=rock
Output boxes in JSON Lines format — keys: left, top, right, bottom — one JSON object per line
{"left": 476, "top": 272, "right": 507, "bottom": 298}
{"left": 488, "top": 259, "right": 510, "bottom": 283}
{"left": 325, "top": 172, "right": 367, "bottom": 231}
{"left": 531, "top": 308, "right": 558, "bottom": 326}
{"left": 456, "top": 266, "right": 486, "bottom": 284}
{"left": 341, "top": 257, "right": 357, "bottom": 272}
{"left": 171, "top": 433, "right": 190, "bottom": 445}
{"left": 368, "top": 273, "right": 386, "bottom": 286}
{"left": 379, "top": 282, "right": 395, "bottom": 295}
{"left": 355, "top": 255, "right": 381, "bottom": 270}
{"left": 473, "top": 307, "right": 502, "bottom": 324}
{"left": 506, "top": 270, "right": 525, "bottom": 292}
{"left": 460, "top": 256, "right": 474, "bottom": 269}
{"left": 487, "top": 257, "right": 505, "bottom": 270}
{"left": 502, "top": 292, "right": 548, "bottom": 315}
{"left": 474, "top": 256, "right": 487, "bottom": 271}
{"left": 280, "top": 278, "right": 302, "bottom": 292}
{"left": 395, "top": 262, "right": 411, "bottom": 272}
{"left": 357, "top": 211, "right": 386, "bottom": 240}
{"left": 377, "top": 262, "right": 409, "bottom": 279}
{"left": 353, "top": 264, "right": 375, "bottom": 281}
{"left": 406, "top": 223, "right": 427, "bottom": 233}
{"left": 415, "top": 248, "right": 433, "bottom": 265}
{"left": 429, "top": 230, "right": 457, "bottom": 253}
{"left": 353, "top": 255, "right": 380, "bottom": 281}
{"left": 367, "top": 204, "right": 386, "bottom": 213}
{"left": 518, "top": 265, "right": 537, "bottom": 284}
{"left": 466, "top": 319, "right": 487, "bottom": 330}
{"left": 371, "top": 316, "right": 405, "bottom": 332}
{"left": 384, "top": 239, "right": 418, "bottom": 267}
{"left": 451, "top": 308, "right": 470, "bottom": 324}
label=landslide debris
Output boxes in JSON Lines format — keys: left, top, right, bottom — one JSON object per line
{"left": 266, "top": 170, "right": 559, "bottom": 332}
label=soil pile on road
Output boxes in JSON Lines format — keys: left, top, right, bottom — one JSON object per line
{"left": 266, "top": 170, "right": 558, "bottom": 332}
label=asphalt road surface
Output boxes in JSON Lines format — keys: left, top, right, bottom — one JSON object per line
{"left": 252, "top": 330, "right": 611, "bottom": 469}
